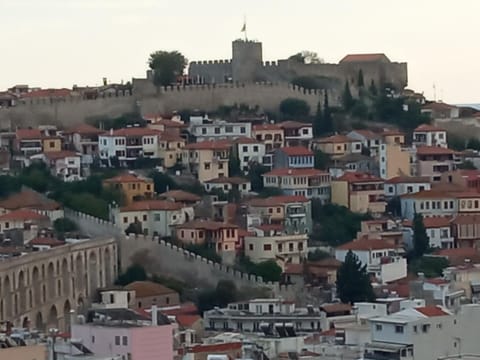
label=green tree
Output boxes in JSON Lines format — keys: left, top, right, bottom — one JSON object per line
{"left": 228, "top": 151, "right": 242, "bottom": 177}
{"left": 467, "top": 138, "right": 480, "bottom": 151}
{"left": 148, "top": 50, "right": 187, "bottom": 87}
{"left": 53, "top": 218, "right": 78, "bottom": 234}
{"left": 413, "top": 213, "right": 429, "bottom": 258}
{"left": 369, "top": 79, "right": 378, "bottom": 96}
{"left": 227, "top": 187, "right": 241, "bottom": 203}
{"left": 336, "top": 250, "right": 375, "bottom": 304}
{"left": 308, "top": 249, "right": 331, "bottom": 261}
{"left": 342, "top": 80, "right": 355, "bottom": 111}
{"left": 357, "top": 69, "right": 365, "bottom": 87}
{"left": 215, "top": 280, "right": 238, "bottom": 307}
{"left": 289, "top": 51, "right": 323, "bottom": 64}
{"left": 314, "top": 150, "right": 331, "bottom": 170}
{"left": 279, "top": 98, "right": 311, "bottom": 118}
{"left": 409, "top": 257, "right": 449, "bottom": 278}
{"left": 351, "top": 99, "right": 368, "bottom": 118}
{"left": 125, "top": 220, "right": 143, "bottom": 235}
{"left": 252, "top": 260, "right": 282, "bottom": 282}
{"left": 115, "top": 264, "right": 148, "bottom": 286}
{"left": 248, "top": 163, "right": 268, "bottom": 192}
{"left": 313, "top": 101, "right": 323, "bottom": 137}
{"left": 323, "top": 91, "right": 333, "bottom": 133}
{"left": 457, "top": 160, "right": 476, "bottom": 170}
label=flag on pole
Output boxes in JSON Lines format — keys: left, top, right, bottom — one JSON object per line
{"left": 241, "top": 22, "right": 246, "bottom": 32}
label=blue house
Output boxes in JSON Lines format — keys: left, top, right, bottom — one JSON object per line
{"left": 273, "top": 146, "right": 314, "bottom": 169}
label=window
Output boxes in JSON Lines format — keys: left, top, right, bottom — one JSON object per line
{"left": 243, "top": 146, "right": 248, "bottom": 152}
{"left": 263, "top": 244, "right": 272, "bottom": 251}
{"left": 249, "top": 244, "right": 253, "bottom": 251}
{"left": 243, "top": 156, "right": 249, "bottom": 162}
{"left": 253, "top": 146, "right": 258, "bottom": 152}
{"left": 436, "top": 323, "right": 442, "bottom": 329}
{"left": 49, "top": 141, "right": 55, "bottom": 148}
{"left": 240, "top": 127, "right": 246, "bottom": 134}
{"left": 276, "top": 207, "right": 281, "bottom": 213}
{"left": 143, "top": 215, "right": 147, "bottom": 221}
{"left": 226, "top": 126, "right": 233, "bottom": 133}
{"left": 375, "top": 324, "right": 382, "bottom": 331}
{"left": 422, "top": 324, "right": 430, "bottom": 333}
{"left": 146, "top": 184, "right": 151, "bottom": 191}
{"left": 122, "top": 336, "right": 128, "bottom": 346}
{"left": 204, "top": 162, "right": 211, "bottom": 170}
{"left": 407, "top": 186, "right": 413, "bottom": 193}
{"left": 115, "top": 336, "right": 120, "bottom": 345}
{"left": 413, "top": 325, "right": 417, "bottom": 333}
{"left": 154, "top": 213, "right": 161, "bottom": 222}
{"left": 218, "top": 163, "right": 224, "bottom": 169}
{"left": 199, "top": 231, "right": 204, "bottom": 238}
{"left": 302, "top": 129, "right": 309, "bottom": 135}
{"left": 123, "top": 217, "right": 128, "bottom": 224}
{"left": 395, "top": 325, "right": 404, "bottom": 333}
{"left": 201, "top": 128, "right": 207, "bottom": 135}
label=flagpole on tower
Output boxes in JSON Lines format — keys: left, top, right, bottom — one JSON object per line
{"left": 241, "top": 15, "right": 247, "bottom": 41}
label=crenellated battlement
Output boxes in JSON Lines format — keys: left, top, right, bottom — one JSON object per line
{"left": 190, "top": 59, "right": 232, "bottom": 65}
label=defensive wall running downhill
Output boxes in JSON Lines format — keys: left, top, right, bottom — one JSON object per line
{"left": 0, "top": 81, "right": 333, "bottom": 130}
{"left": 65, "top": 209, "right": 298, "bottom": 301}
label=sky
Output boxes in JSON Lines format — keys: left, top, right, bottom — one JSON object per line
{"left": 1, "top": 0, "right": 479, "bottom": 103}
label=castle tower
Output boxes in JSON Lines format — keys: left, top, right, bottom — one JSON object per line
{"left": 232, "top": 39, "right": 263, "bottom": 83}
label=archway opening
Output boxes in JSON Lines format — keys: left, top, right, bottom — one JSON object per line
{"left": 48, "top": 305, "right": 58, "bottom": 329}
{"left": 3, "top": 276, "right": 12, "bottom": 318}
{"left": 32, "top": 267, "right": 41, "bottom": 304}
{"left": 47, "top": 262, "right": 55, "bottom": 300}
{"left": 18, "top": 271, "right": 26, "bottom": 313}
{"left": 88, "top": 252, "right": 98, "bottom": 299}
{"left": 35, "top": 312, "right": 44, "bottom": 330}
{"left": 62, "top": 259, "right": 70, "bottom": 297}
{"left": 22, "top": 316, "right": 30, "bottom": 329}
{"left": 64, "top": 300, "right": 72, "bottom": 331}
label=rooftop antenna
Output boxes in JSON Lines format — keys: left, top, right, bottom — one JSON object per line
{"left": 241, "top": 15, "right": 247, "bottom": 41}
{"left": 433, "top": 83, "right": 437, "bottom": 102}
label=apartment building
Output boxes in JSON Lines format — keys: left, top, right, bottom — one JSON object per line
{"left": 450, "top": 214, "right": 480, "bottom": 248}
{"left": 244, "top": 224, "right": 308, "bottom": 264}
{"left": 414, "top": 146, "right": 457, "bottom": 181}
{"left": 335, "top": 238, "right": 407, "bottom": 283}
{"left": 262, "top": 168, "right": 331, "bottom": 203}
{"left": 381, "top": 130, "right": 406, "bottom": 146}
{"left": 413, "top": 124, "right": 448, "bottom": 148}
{"left": 278, "top": 121, "right": 313, "bottom": 147}
{"left": 232, "top": 137, "right": 266, "bottom": 173}
{"left": 64, "top": 123, "right": 104, "bottom": 165}
{"left": 347, "top": 129, "right": 382, "bottom": 157}
{"left": 400, "top": 190, "right": 458, "bottom": 220}
{"left": 385, "top": 176, "right": 431, "bottom": 199}
{"left": 158, "top": 132, "right": 186, "bottom": 168}
{"left": 440, "top": 169, "right": 480, "bottom": 193}
{"left": 98, "top": 127, "right": 162, "bottom": 166}
{"left": 189, "top": 117, "right": 251, "bottom": 142}
{"left": 114, "top": 199, "right": 194, "bottom": 237}
{"left": 103, "top": 173, "right": 154, "bottom": 205}
{"left": 204, "top": 176, "right": 251, "bottom": 195}
{"left": 39, "top": 150, "right": 83, "bottom": 181}
{"left": 312, "top": 134, "right": 362, "bottom": 158}
{"left": 379, "top": 143, "right": 412, "bottom": 179}
{"left": 404, "top": 216, "right": 454, "bottom": 249}
{"left": 252, "top": 124, "right": 284, "bottom": 152}
{"left": 331, "top": 172, "right": 386, "bottom": 215}
{"left": 182, "top": 140, "right": 231, "bottom": 182}
{"left": 273, "top": 146, "right": 314, "bottom": 169}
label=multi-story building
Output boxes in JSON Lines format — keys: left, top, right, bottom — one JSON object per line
{"left": 40, "top": 150, "right": 83, "bottom": 181}
{"left": 158, "top": 132, "right": 186, "bottom": 168}
{"left": 71, "top": 307, "right": 174, "bottom": 360}
{"left": 124, "top": 280, "right": 180, "bottom": 309}
{"left": 103, "top": 173, "right": 154, "bottom": 205}
{"left": 247, "top": 195, "right": 313, "bottom": 234}
{"left": 400, "top": 190, "right": 457, "bottom": 220}
{"left": 440, "top": 169, "right": 480, "bottom": 193}
{"left": 329, "top": 153, "right": 378, "bottom": 178}
{"left": 0, "top": 188, "right": 64, "bottom": 220}
{"left": 273, "top": 146, "right": 314, "bottom": 169}
{"left": 335, "top": 238, "right": 407, "bottom": 283}
{"left": 331, "top": 172, "right": 386, "bottom": 215}
{"left": 421, "top": 102, "right": 460, "bottom": 119}
{"left": 262, "top": 168, "right": 331, "bottom": 202}
{"left": 278, "top": 121, "right": 313, "bottom": 147}
{"left": 204, "top": 298, "right": 327, "bottom": 334}
{"left": 182, "top": 140, "right": 231, "bottom": 182}
{"left": 189, "top": 117, "right": 251, "bottom": 142}
{"left": 64, "top": 123, "right": 104, "bottom": 165}
{"left": 244, "top": 225, "right": 308, "bottom": 264}
{"left": 98, "top": 127, "right": 162, "bottom": 166}
{"left": 204, "top": 176, "right": 251, "bottom": 195}
{"left": 404, "top": 216, "right": 454, "bottom": 249}
{"left": 252, "top": 124, "right": 284, "bottom": 151}
{"left": 114, "top": 199, "right": 194, "bottom": 237}
{"left": 379, "top": 143, "right": 412, "bottom": 179}
{"left": 385, "top": 176, "right": 431, "bottom": 199}
{"left": 414, "top": 146, "right": 457, "bottom": 181}
{"left": 175, "top": 219, "right": 238, "bottom": 264}
{"left": 0, "top": 209, "right": 50, "bottom": 234}
{"left": 364, "top": 304, "right": 480, "bottom": 360}
{"left": 312, "top": 134, "right": 362, "bottom": 158}
{"left": 450, "top": 214, "right": 480, "bottom": 248}
{"left": 15, "top": 129, "right": 43, "bottom": 157}
{"left": 413, "top": 124, "right": 448, "bottom": 148}
{"left": 232, "top": 137, "right": 266, "bottom": 173}
{"left": 347, "top": 129, "right": 382, "bottom": 157}
{"left": 381, "top": 129, "right": 406, "bottom": 146}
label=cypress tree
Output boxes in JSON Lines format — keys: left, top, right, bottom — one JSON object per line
{"left": 369, "top": 79, "right": 378, "bottom": 96}
{"left": 357, "top": 69, "right": 365, "bottom": 87}
{"left": 336, "top": 250, "right": 375, "bottom": 304}
{"left": 342, "top": 80, "right": 355, "bottom": 111}
{"left": 413, "top": 213, "right": 429, "bottom": 258}
{"left": 313, "top": 101, "right": 323, "bottom": 137}
{"left": 322, "top": 91, "right": 333, "bottom": 134}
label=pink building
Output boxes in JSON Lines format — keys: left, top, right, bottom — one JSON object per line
{"left": 72, "top": 309, "right": 174, "bottom": 360}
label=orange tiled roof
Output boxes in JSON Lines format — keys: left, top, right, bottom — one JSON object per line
{"left": 451, "top": 214, "right": 480, "bottom": 225}
{"left": 248, "top": 195, "right": 309, "bottom": 207}
{"left": 124, "top": 281, "right": 177, "bottom": 298}
{"left": 416, "top": 146, "right": 455, "bottom": 156}
{"left": 184, "top": 140, "right": 231, "bottom": 150}
{"left": 278, "top": 121, "right": 311, "bottom": 129}
{"left": 158, "top": 190, "right": 201, "bottom": 203}
{"left": 101, "top": 127, "right": 161, "bottom": 137}
{"left": 16, "top": 128, "right": 42, "bottom": 140}
{"left": 421, "top": 216, "right": 452, "bottom": 228}
{"left": 0, "top": 189, "right": 61, "bottom": 211}
{"left": 44, "top": 151, "right": 80, "bottom": 161}
{"left": 158, "top": 133, "right": 185, "bottom": 142}
{"left": 278, "top": 146, "right": 313, "bottom": 156}
{"left": 316, "top": 134, "right": 358, "bottom": 144}
{"left": 414, "top": 123, "right": 446, "bottom": 132}
{"left": 176, "top": 314, "right": 202, "bottom": 328}
{"left": 415, "top": 306, "right": 449, "bottom": 317}
{"left": 321, "top": 303, "right": 352, "bottom": 314}
{"left": 386, "top": 176, "right": 431, "bottom": 184}
{"left": 336, "top": 172, "right": 383, "bottom": 183}
{"left": 30, "top": 237, "right": 65, "bottom": 247}
{"left": 264, "top": 168, "right": 327, "bottom": 176}
{"left": 65, "top": 123, "right": 104, "bottom": 135}
{"left": 0, "top": 209, "right": 48, "bottom": 221}
{"left": 337, "top": 238, "right": 393, "bottom": 251}
{"left": 253, "top": 124, "right": 282, "bottom": 131}
{"left": 340, "top": 53, "right": 389, "bottom": 63}
{"left": 120, "top": 200, "right": 183, "bottom": 212}
{"left": 104, "top": 173, "right": 152, "bottom": 184}
{"left": 177, "top": 219, "right": 238, "bottom": 230}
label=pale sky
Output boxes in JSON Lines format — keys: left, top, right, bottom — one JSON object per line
{"left": 1, "top": 0, "right": 479, "bottom": 103}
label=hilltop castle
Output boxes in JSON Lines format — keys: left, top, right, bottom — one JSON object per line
{"left": 187, "top": 39, "right": 408, "bottom": 91}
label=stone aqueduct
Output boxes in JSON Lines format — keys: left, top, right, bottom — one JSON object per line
{"left": 0, "top": 237, "right": 117, "bottom": 331}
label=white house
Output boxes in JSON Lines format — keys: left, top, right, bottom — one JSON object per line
{"left": 400, "top": 190, "right": 458, "bottom": 220}
{"left": 189, "top": 117, "right": 252, "bottom": 142}
{"left": 385, "top": 176, "right": 431, "bottom": 198}
{"left": 347, "top": 129, "right": 382, "bottom": 157}
{"left": 204, "top": 176, "right": 251, "bottom": 195}
{"left": 404, "top": 217, "right": 454, "bottom": 250}
{"left": 335, "top": 238, "right": 407, "bottom": 283}
{"left": 39, "top": 150, "right": 83, "bottom": 181}
{"left": 98, "top": 127, "right": 161, "bottom": 165}
{"left": 413, "top": 124, "right": 448, "bottom": 148}
{"left": 278, "top": 121, "right": 313, "bottom": 147}
{"left": 233, "top": 137, "right": 266, "bottom": 173}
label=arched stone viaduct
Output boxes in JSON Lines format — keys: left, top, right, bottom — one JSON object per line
{"left": 0, "top": 237, "right": 117, "bottom": 332}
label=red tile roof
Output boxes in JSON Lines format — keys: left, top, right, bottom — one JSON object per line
{"left": 278, "top": 146, "right": 313, "bottom": 156}
{"left": 316, "top": 134, "right": 358, "bottom": 143}
{"left": 22, "top": 88, "right": 72, "bottom": 98}
{"left": 248, "top": 195, "right": 309, "bottom": 207}
{"left": 264, "top": 168, "right": 327, "bottom": 177}
{"left": 158, "top": 133, "right": 185, "bottom": 142}
{"left": 177, "top": 219, "right": 238, "bottom": 230}
{"left": 30, "top": 237, "right": 65, "bottom": 247}
{"left": 104, "top": 173, "right": 152, "bottom": 184}
{"left": 433, "top": 247, "right": 480, "bottom": 266}
{"left": 125, "top": 281, "right": 177, "bottom": 298}
{"left": 16, "top": 128, "right": 42, "bottom": 140}
{"left": 184, "top": 140, "right": 232, "bottom": 150}
{"left": 101, "top": 127, "right": 161, "bottom": 137}
{"left": 44, "top": 151, "right": 80, "bottom": 161}
{"left": 451, "top": 214, "right": 480, "bottom": 225}
{"left": 278, "top": 121, "right": 311, "bottom": 129}
{"left": 421, "top": 216, "right": 452, "bottom": 228}
{"left": 414, "top": 124, "right": 446, "bottom": 132}
{"left": 340, "top": 53, "right": 389, "bottom": 63}
{"left": 350, "top": 129, "right": 380, "bottom": 140}
{"left": 0, "top": 209, "right": 48, "bottom": 222}
{"left": 205, "top": 176, "right": 249, "bottom": 184}
{"left": 232, "top": 136, "right": 261, "bottom": 144}
{"left": 337, "top": 238, "right": 393, "bottom": 251}
{"left": 65, "top": 123, "right": 104, "bottom": 135}
{"left": 386, "top": 176, "right": 431, "bottom": 184}
{"left": 321, "top": 303, "right": 352, "bottom": 314}
{"left": 425, "top": 278, "right": 449, "bottom": 285}
{"left": 336, "top": 172, "right": 383, "bottom": 183}
{"left": 253, "top": 124, "right": 282, "bottom": 131}
{"left": 176, "top": 314, "right": 202, "bottom": 328}
{"left": 415, "top": 306, "right": 449, "bottom": 317}
{"left": 158, "top": 190, "right": 201, "bottom": 203}
{"left": 162, "top": 302, "right": 198, "bottom": 316}
{"left": 458, "top": 169, "right": 480, "bottom": 181}
{"left": 416, "top": 146, "right": 455, "bottom": 156}
{"left": 120, "top": 200, "right": 183, "bottom": 212}
{"left": 0, "top": 189, "right": 61, "bottom": 211}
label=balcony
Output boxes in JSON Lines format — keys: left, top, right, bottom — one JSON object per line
{"left": 286, "top": 208, "right": 306, "bottom": 217}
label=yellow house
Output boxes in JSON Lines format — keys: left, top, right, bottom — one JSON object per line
{"left": 331, "top": 172, "right": 386, "bottom": 215}
{"left": 379, "top": 143, "right": 412, "bottom": 179}
{"left": 252, "top": 124, "right": 284, "bottom": 152}
{"left": 103, "top": 173, "right": 154, "bottom": 205}
{"left": 312, "top": 134, "right": 362, "bottom": 158}
{"left": 381, "top": 130, "right": 406, "bottom": 145}
{"left": 182, "top": 140, "right": 231, "bottom": 182}
{"left": 42, "top": 136, "right": 62, "bottom": 152}
{"left": 158, "top": 133, "right": 186, "bottom": 168}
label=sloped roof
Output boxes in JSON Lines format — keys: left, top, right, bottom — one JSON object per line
{"left": 44, "top": 151, "right": 80, "bottom": 161}
{"left": 253, "top": 124, "right": 282, "bottom": 131}
{"left": 176, "top": 314, "right": 202, "bottom": 328}
{"left": 158, "top": 190, "right": 201, "bottom": 203}
{"left": 414, "top": 124, "right": 446, "bottom": 132}
{"left": 416, "top": 146, "right": 455, "bottom": 156}
{"left": 184, "top": 140, "right": 231, "bottom": 150}
{"left": 386, "top": 176, "right": 431, "bottom": 184}
{"left": 65, "top": 123, "right": 104, "bottom": 135}
{"left": 316, "top": 134, "right": 358, "bottom": 143}
{"left": 30, "top": 237, "right": 65, "bottom": 247}
{"left": 264, "top": 168, "right": 327, "bottom": 177}
{"left": 176, "top": 219, "right": 238, "bottom": 230}
{"left": 278, "top": 146, "right": 313, "bottom": 156}
{"left": 415, "top": 306, "right": 450, "bottom": 317}
{"left": 16, "top": 128, "right": 42, "bottom": 140}
{"left": 335, "top": 172, "right": 383, "bottom": 183}
{"left": 337, "top": 238, "right": 393, "bottom": 251}
{"left": 0, "top": 189, "right": 61, "bottom": 211}
{"left": 124, "top": 281, "right": 177, "bottom": 298}
{"left": 278, "top": 121, "right": 311, "bottom": 129}
{"left": 120, "top": 200, "right": 183, "bottom": 212}
{"left": 0, "top": 209, "right": 48, "bottom": 222}
{"left": 340, "top": 53, "right": 390, "bottom": 63}
{"left": 248, "top": 195, "right": 309, "bottom": 207}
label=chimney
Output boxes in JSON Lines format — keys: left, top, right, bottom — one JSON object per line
{"left": 151, "top": 305, "right": 158, "bottom": 326}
